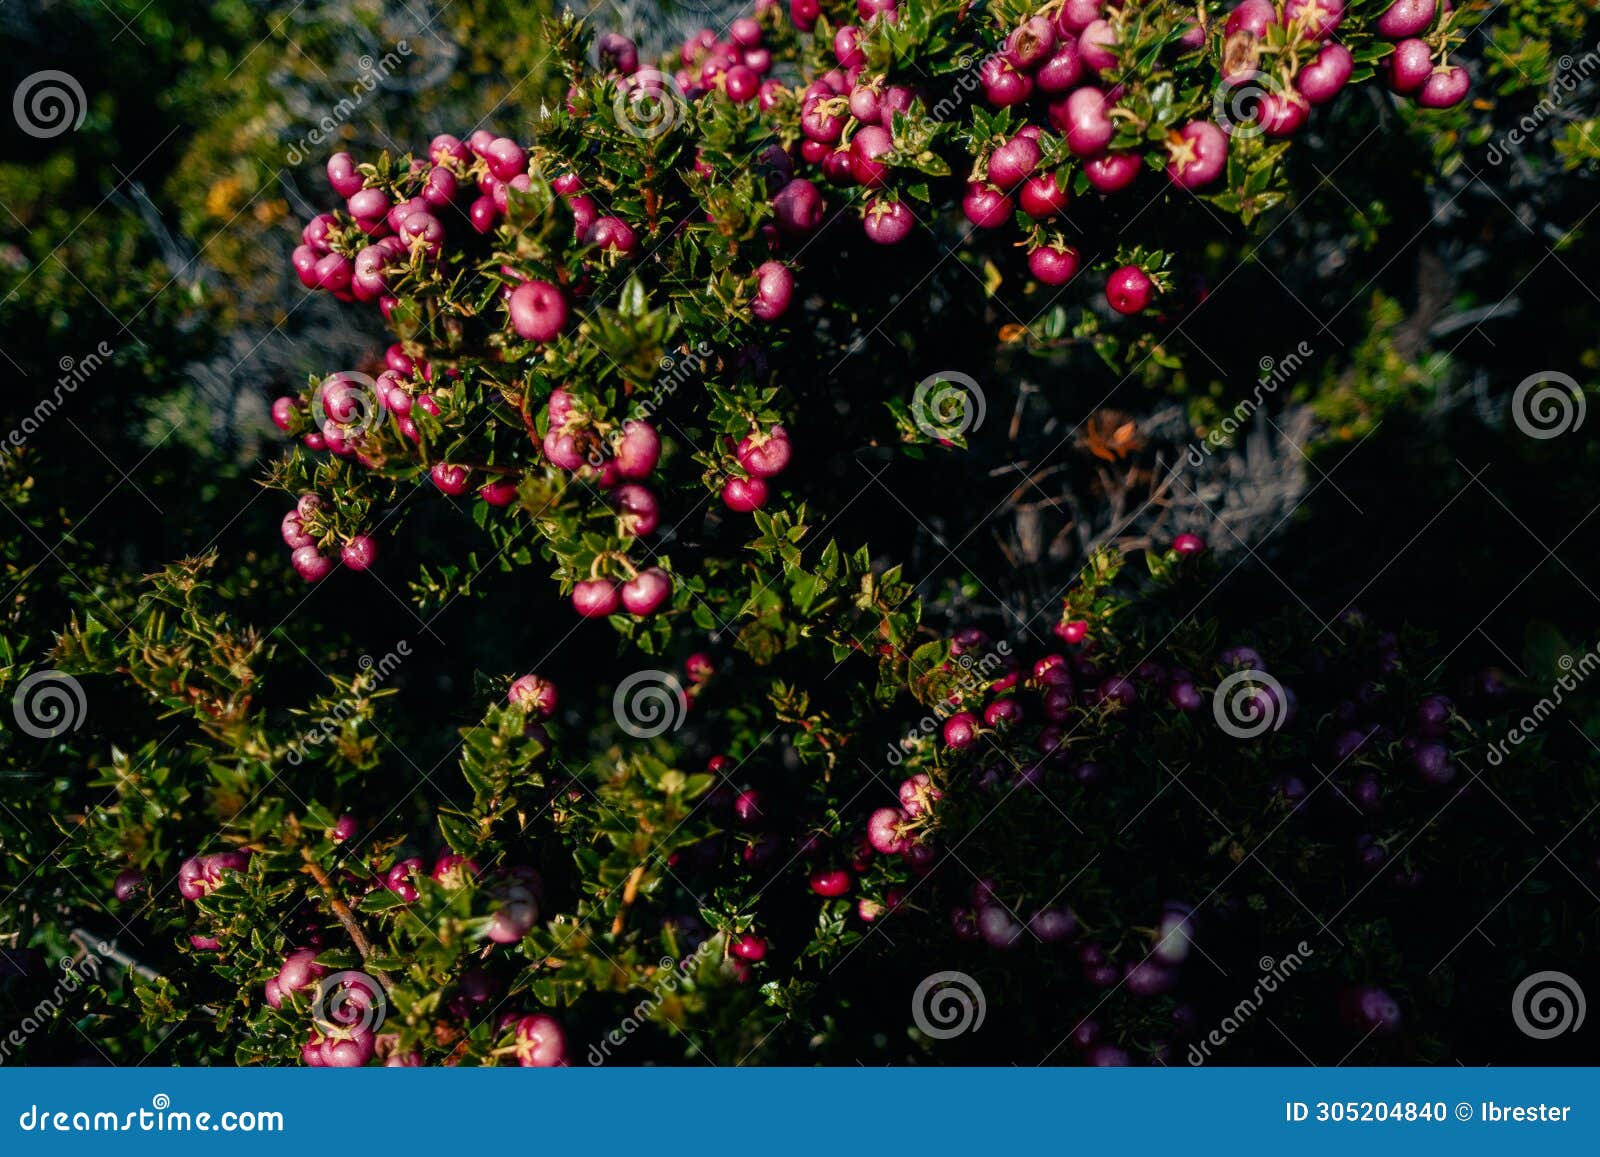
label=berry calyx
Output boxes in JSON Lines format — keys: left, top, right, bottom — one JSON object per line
{"left": 735, "top": 425, "right": 793, "bottom": 478}
{"left": 514, "top": 1013, "right": 567, "bottom": 1066}
{"left": 1166, "top": 121, "right": 1228, "bottom": 189}
{"left": 508, "top": 674, "right": 559, "bottom": 718}
{"left": 863, "top": 197, "right": 916, "bottom": 244}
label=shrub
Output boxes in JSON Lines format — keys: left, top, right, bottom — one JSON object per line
{"left": 2, "top": 0, "right": 1598, "bottom": 1068}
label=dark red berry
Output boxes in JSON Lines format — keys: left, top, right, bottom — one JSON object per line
{"left": 572, "top": 578, "right": 621, "bottom": 618}
{"left": 1105, "top": 265, "right": 1153, "bottom": 314}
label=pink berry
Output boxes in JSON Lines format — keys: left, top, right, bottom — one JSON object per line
{"left": 1058, "top": 619, "right": 1089, "bottom": 644}
{"left": 1078, "top": 19, "right": 1118, "bottom": 73}
{"left": 988, "top": 133, "right": 1041, "bottom": 190}
{"left": 722, "top": 476, "right": 769, "bottom": 512}
{"left": 347, "top": 187, "right": 390, "bottom": 222}
{"left": 313, "top": 253, "right": 352, "bottom": 292}
{"left": 485, "top": 137, "right": 527, "bottom": 182}
{"left": 612, "top": 483, "right": 660, "bottom": 536}
{"left": 1105, "top": 265, "right": 1153, "bottom": 314}
{"left": 898, "top": 772, "right": 940, "bottom": 816}
{"left": 751, "top": 261, "right": 794, "bottom": 321}
{"left": 867, "top": 807, "right": 910, "bottom": 854}
{"left": 1029, "top": 242, "right": 1081, "bottom": 286}
{"left": 809, "top": 867, "right": 852, "bottom": 897}
{"left": 1084, "top": 152, "right": 1141, "bottom": 193}
{"left": 980, "top": 57, "right": 1034, "bottom": 107}
{"left": 1036, "top": 42, "right": 1084, "bottom": 93}
{"left": 480, "top": 478, "right": 520, "bottom": 506}
{"left": 614, "top": 420, "right": 661, "bottom": 478}
{"left": 863, "top": 197, "right": 915, "bottom": 244}
{"left": 1387, "top": 39, "right": 1435, "bottom": 93}
{"left": 291, "top": 546, "right": 333, "bottom": 582}
{"left": 849, "top": 125, "right": 893, "bottom": 187}
{"left": 508, "top": 280, "right": 568, "bottom": 343}
{"left": 431, "top": 462, "right": 471, "bottom": 495}
{"left": 340, "top": 535, "right": 377, "bottom": 571}
{"left": 590, "top": 216, "right": 639, "bottom": 256}
{"left": 282, "top": 510, "right": 314, "bottom": 549}
{"left": 801, "top": 95, "right": 845, "bottom": 144}
{"left": 1226, "top": 0, "right": 1278, "bottom": 37}
{"left": 1004, "top": 15, "right": 1056, "bottom": 69}
{"left": 942, "top": 711, "right": 978, "bottom": 749}
{"left": 598, "top": 32, "right": 639, "bottom": 73}
{"left": 291, "top": 246, "right": 319, "bottom": 288}
{"left": 962, "top": 182, "right": 1014, "bottom": 229}
{"left": 1019, "top": 173, "right": 1070, "bottom": 219}
{"left": 1417, "top": 65, "right": 1470, "bottom": 108}
{"left": 1376, "top": 0, "right": 1435, "bottom": 38}
{"left": 514, "top": 1014, "right": 567, "bottom": 1067}
{"left": 1283, "top": 0, "right": 1344, "bottom": 39}
{"left": 735, "top": 426, "right": 793, "bottom": 478}
{"left": 1256, "top": 91, "right": 1310, "bottom": 137}
{"left": 834, "top": 26, "right": 866, "bottom": 69}
{"left": 1051, "top": 86, "right": 1114, "bottom": 156}
{"left": 1166, "top": 121, "right": 1228, "bottom": 188}
{"left": 731, "top": 933, "right": 767, "bottom": 961}
{"left": 468, "top": 196, "right": 499, "bottom": 233}
{"left": 508, "top": 674, "right": 558, "bottom": 717}
{"left": 572, "top": 578, "right": 620, "bottom": 618}
{"left": 1172, "top": 533, "right": 1206, "bottom": 556}
{"left": 326, "top": 152, "right": 364, "bottom": 197}
{"left": 621, "top": 567, "right": 673, "bottom": 616}
{"left": 1297, "top": 43, "right": 1354, "bottom": 104}
{"left": 773, "top": 178, "right": 825, "bottom": 234}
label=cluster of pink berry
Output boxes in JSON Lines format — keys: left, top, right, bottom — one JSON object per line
{"left": 537, "top": 388, "right": 676, "bottom": 618}
{"left": 720, "top": 422, "right": 793, "bottom": 512}
{"left": 277, "top": 492, "right": 377, "bottom": 582}
{"left": 643, "top": 14, "right": 776, "bottom": 104}
{"left": 764, "top": 0, "right": 1467, "bottom": 316}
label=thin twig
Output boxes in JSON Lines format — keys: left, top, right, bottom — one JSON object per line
{"left": 300, "top": 848, "right": 395, "bottom": 990}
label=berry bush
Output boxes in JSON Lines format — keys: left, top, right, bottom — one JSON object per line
{"left": 2, "top": 0, "right": 1598, "bottom": 1067}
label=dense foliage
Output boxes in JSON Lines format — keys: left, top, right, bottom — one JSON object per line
{"left": 1, "top": 0, "right": 1597, "bottom": 1068}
